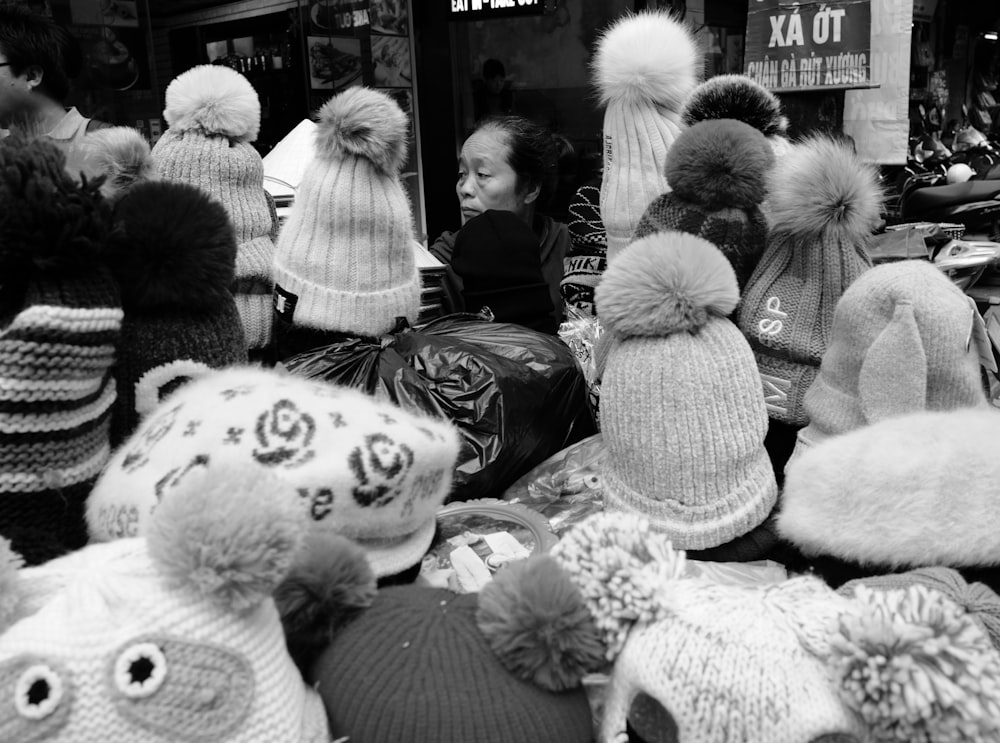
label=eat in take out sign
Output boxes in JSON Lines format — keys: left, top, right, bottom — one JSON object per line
{"left": 449, "top": 0, "right": 543, "bottom": 20}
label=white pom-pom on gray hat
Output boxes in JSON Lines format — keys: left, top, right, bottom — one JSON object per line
{"left": 314, "top": 86, "right": 409, "bottom": 175}
{"left": 163, "top": 64, "right": 261, "bottom": 143}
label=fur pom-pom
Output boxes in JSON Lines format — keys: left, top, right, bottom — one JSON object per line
{"left": 596, "top": 232, "right": 739, "bottom": 337}
{"left": 274, "top": 531, "right": 377, "bottom": 674}
{"left": 81, "top": 126, "right": 157, "bottom": 202}
{"left": 146, "top": 467, "right": 305, "bottom": 613}
{"left": 477, "top": 556, "right": 606, "bottom": 692}
{"left": 767, "top": 135, "right": 883, "bottom": 243}
{"left": 831, "top": 585, "right": 1000, "bottom": 741}
{"left": 0, "top": 135, "right": 110, "bottom": 279}
{"left": 107, "top": 180, "right": 237, "bottom": 312}
{"left": 314, "top": 86, "right": 408, "bottom": 174}
{"left": 0, "top": 539, "right": 24, "bottom": 633}
{"left": 666, "top": 119, "right": 774, "bottom": 209}
{"left": 163, "top": 65, "right": 260, "bottom": 142}
{"left": 593, "top": 11, "right": 699, "bottom": 112}
{"left": 681, "top": 74, "right": 788, "bottom": 136}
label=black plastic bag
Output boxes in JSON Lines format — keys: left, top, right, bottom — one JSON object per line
{"left": 281, "top": 314, "right": 596, "bottom": 501}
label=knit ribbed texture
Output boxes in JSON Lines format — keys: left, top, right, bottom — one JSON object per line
{"left": 601, "top": 100, "right": 683, "bottom": 262}
{"left": 738, "top": 229, "right": 872, "bottom": 426}
{"left": 0, "top": 271, "right": 122, "bottom": 563}
{"left": 88, "top": 367, "right": 459, "bottom": 578}
{"left": 798, "top": 260, "right": 988, "bottom": 450}
{"left": 839, "top": 566, "right": 1000, "bottom": 652}
{"left": 0, "top": 538, "right": 330, "bottom": 742}
{"left": 272, "top": 153, "right": 420, "bottom": 337}
{"left": 634, "top": 196, "right": 768, "bottom": 292}
{"left": 600, "top": 577, "right": 863, "bottom": 742}
{"left": 600, "top": 320, "right": 777, "bottom": 551}
{"left": 313, "top": 586, "right": 594, "bottom": 743}
{"left": 560, "top": 183, "right": 607, "bottom": 316}
{"left": 152, "top": 130, "right": 275, "bottom": 350}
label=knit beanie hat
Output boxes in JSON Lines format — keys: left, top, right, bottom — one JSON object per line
{"left": 595, "top": 232, "right": 777, "bottom": 551}
{"left": 779, "top": 407, "right": 1000, "bottom": 571}
{"left": 594, "top": 11, "right": 699, "bottom": 262}
{"left": 632, "top": 119, "right": 773, "bottom": 292}
{"left": 738, "top": 136, "right": 881, "bottom": 426}
{"left": 0, "top": 465, "right": 366, "bottom": 741}
{"left": 560, "top": 182, "right": 607, "bottom": 316}
{"left": 680, "top": 73, "right": 791, "bottom": 154}
{"left": 308, "top": 585, "right": 594, "bottom": 743}
{"left": 793, "top": 259, "right": 990, "bottom": 459}
{"left": 104, "top": 180, "right": 249, "bottom": 446}
{"left": 839, "top": 566, "right": 1000, "bottom": 652}
{"left": 152, "top": 65, "right": 276, "bottom": 352}
{"left": 450, "top": 210, "right": 556, "bottom": 334}
{"left": 87, "top": 366, "right": 460, "bottom": 578}
{"left": 272, "top": 86, "right": 420, "bottom": 337}
{"left": 0, "top": 135, "right": 122, "bottom": 565}
{"left": 77, "top": 125, "right": 158, "bottom": 203}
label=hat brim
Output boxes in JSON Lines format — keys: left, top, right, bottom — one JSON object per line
{"left": 360, "top": 517, "right": 436, "bottom": 579}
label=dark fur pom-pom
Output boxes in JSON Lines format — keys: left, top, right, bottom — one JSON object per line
{"left": 681, "top": 74, "right": 788, "bottom": 136}
{"left": 107, "top": 180, "right": 237, "bottom": 312}
{"left": 477, "top": 555, "right": 606, "bottom": 692}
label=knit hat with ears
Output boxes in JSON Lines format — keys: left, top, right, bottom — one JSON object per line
{"left": 0, "top": 135, "right": 122, "bottom": 565}
{"left": 86, "top": 366, "right": 460, "bottom": 579}
{"left": 272, "top": 86, "right": 420, "bottom": 338}
{"left": 104, "top": 180, "right": 248, "bottom": 447}
{"left": 680, "top": 73, "right": 792, "bottom": 155}
{"left": 594, "top": 11, "right": 699, "bottom": 262}
{"left": 0, "top": 466, "right": 378, "bottom": 741}
{"left": 77, "top": 125, "right": 158, "bottom": 203}
{"left": 152, "top": 65, "right": 276, "bottom": 352}
{"left": 632, "top": 119, "right": 774, "bottom": 292}
{"left": 790, "top": 259, "right": 991, "bottom": 463}
{"left": 595, "top": 232, "right": 777, "bottom": 555}
{"left": 738, "top": 136, "right": 880, "bottom": 426}
{"left": 477, "top": 511, "right": 1000, "bottom": 743}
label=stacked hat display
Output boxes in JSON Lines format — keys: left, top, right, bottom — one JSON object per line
{"left": 0, "top": 135, "right": 122, "bottom": 565}
{"left": 152, "top": 64, "right": 277, "bottom": 354}
{"left": 559, "top": 181, "right": 607, "bottom": 317}
{"left": 593, "top": 11, "right": 699, "bottom": 262}
{"left": 0, "top": 458, "right": 377, "bottom": 740}
{"left": 475, "top": 511, "right": 1000, "bottom": 742}
{"left": 86, "top": 366, "right": 460, "bottom": 580}
{"left": 103, "top": 179, "right": 249, "bottom": 446}
{"left": 789, "top": 259, "right": 991, "bottom": 463}
{"left": 594, "top": 231, "right": 777, "bottom": 561}
{"left": 778, "top": 405, "right": 1000, "bottom": 592}
{"left": 632, "top": 119, "right": 774, "bottom": 293}
{"left": 284, "top": 584, "right": 594, "bottom": 743}
{"left": 738, "top": 136, "right": 881, "bottom": 429}
{"left": 272, "top": 86, "right": 420, "bottom": 358}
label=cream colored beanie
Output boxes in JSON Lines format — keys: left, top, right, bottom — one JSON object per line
{"left": 595, "top": 232, "right": 777, "bottom": 550}
{"left": 152, "top": 65, "right": 275, "bottom": 351}
{"left": 593, "top": 11, "right": 699, "bottom": 262}
{"left": 272, "top": 86, "right": 420, "bottom": 337}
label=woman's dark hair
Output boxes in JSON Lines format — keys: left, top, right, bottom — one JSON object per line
{"left": 0, "top": 7, "right": 83, "bottom": 103}
{"left": 473, "top": 114, "right": 560, "bottom": 212}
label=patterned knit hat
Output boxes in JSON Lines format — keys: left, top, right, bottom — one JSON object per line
{"left": 560, "top": 182, "right": 607, "bottom": 317}
{"left": 595, "top": 232, "right": 777, "bottom": 553}
{"left": 0, "top": 135, "right": 122, "bottom": 565}
{"left": 738, "top": 136, "right": 881, "bottom": 426}
{"left": 152, "top": 65, "right": 276, "bottom": 352}
{"left": 87, "top": 366, "right": 460, "bottom": 578}
{"left": 593, "top": 11, "right": 699, "bottom": 262}
{"left": 0, "top": 465, "right": 363, "bottom": 741}
{"left": 104, "top": 180, "right": 249, "bottom": 447}
{"left": 272, "top": 86, "right": 420, "bottom": 337}
{"left": 308, "top": 585, "right": 594, "bottom": 743}
{"left": 792, "top": 259, "right": 990, "bottom": 460}
{"left": 633, "top": 119, "right": 773, "bottom": 292}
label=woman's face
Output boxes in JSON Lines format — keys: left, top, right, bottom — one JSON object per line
{"left": 456, "top": 127, "right": 536, "bottom": 226}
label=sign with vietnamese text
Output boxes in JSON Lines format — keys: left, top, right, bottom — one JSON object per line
{"left": 743, "top": 0, "right": 872, "bottom": 92}
{"left": 449, "top": 0, "right": 543, "bottom": 21}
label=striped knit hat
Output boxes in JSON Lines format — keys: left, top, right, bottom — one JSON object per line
{"left": 0, "top": 135, "right": 122, "bottom": 565}
{"left": 559, "top": 182, "right": 607, "bottom": 317}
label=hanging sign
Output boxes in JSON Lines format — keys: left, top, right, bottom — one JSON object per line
{"left": 743, "top": 0, "right": 872, "bottom": 92}
{"left": 449, "top": 0, "right": 544, "bottom": 21}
